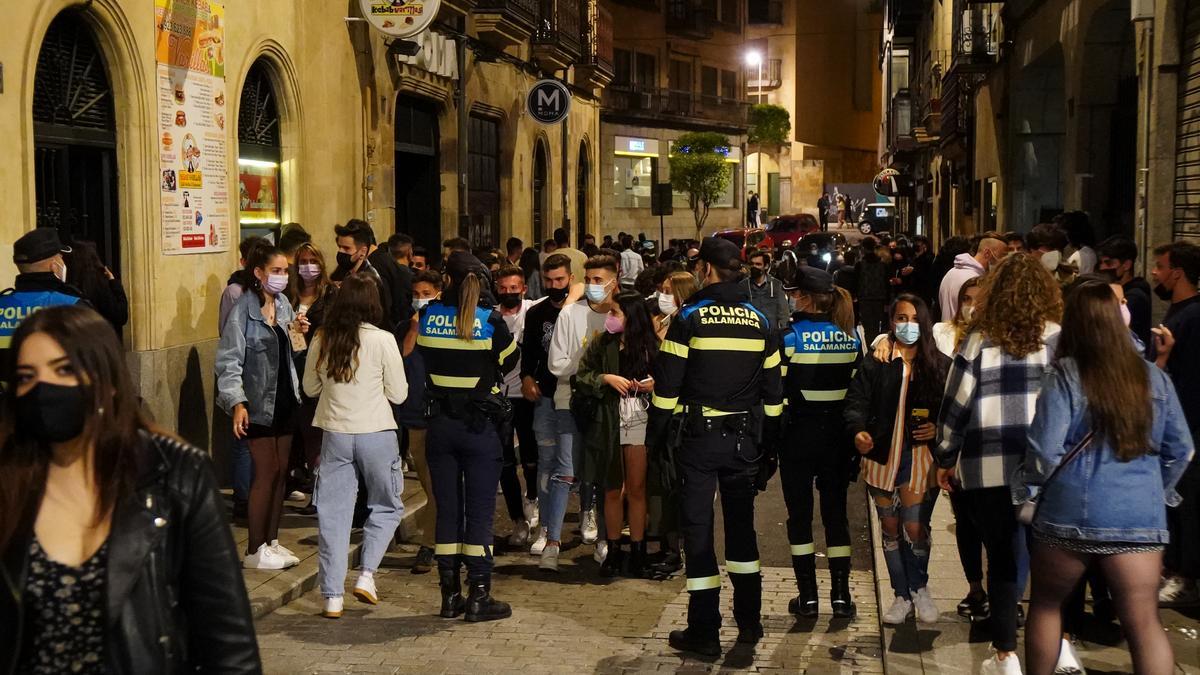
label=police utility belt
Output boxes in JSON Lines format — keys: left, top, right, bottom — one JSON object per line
{"left": 668, "top": 405, "right": 764, "bottom": 464}
{"left": 424, "top": 389, "right": 513, "bottom": 432}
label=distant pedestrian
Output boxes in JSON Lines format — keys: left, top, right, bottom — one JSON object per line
{"left": 64, "top": 240, "right": 128, "bottom": 339}
{"left": 748, "top": 191, "right": 760, "bottom": 227}
{"left": 745, "top": 249, "right": 789, "bottom": 330}
{"left": 818, "top": 192, "right": 830, "bottom": 232}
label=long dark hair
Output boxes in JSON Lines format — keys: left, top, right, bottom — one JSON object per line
{"left": 241, "top": 244, "right": 285, "bottom": 303}
{"left": 888, "top": 293, "right": 947, "bottom": 400}
{"left": 1059, "top": 280, "right": 1151, "bottom": 460}
{"left": 64, "top": 240, "right": 109, "bottom": 300}
{"left": 315, "top": 274, "right": 383, "bottom": 383}
{"left": 615, "top": 290, "right": 659, "bottom": 379}
{"left": 0, "top": 306, "right": 151, "bottom": 552}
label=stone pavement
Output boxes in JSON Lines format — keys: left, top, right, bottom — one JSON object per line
{"left": 872, "top": 492, "right": 1200, "bottom": 674}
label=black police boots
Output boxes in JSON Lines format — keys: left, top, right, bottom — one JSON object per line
{"left": 668, "top": 628, "right": 721, "bottom": 657}
{"left": 830, "top": 570, "right": 857, "bottom": 619}
{"left": 438, "top": 569, "right": 466, "bottom": 618}
{"left": 464, "top": 575, "right": 512, "bottom": 622}
{"left": 788, "top": 574, "right": 820, "bottom": 617}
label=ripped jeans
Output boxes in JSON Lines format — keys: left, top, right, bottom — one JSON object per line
{"left": 532, "top": 396, "right": 581, "bottom": 543}
{"left": 869, "top": 484, "right": 939, "bottom": 599}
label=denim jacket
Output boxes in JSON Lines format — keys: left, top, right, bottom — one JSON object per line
{"left": 1016, "top": 358, "right": 1195, "bottom": 543}
{"left": 215, "top": 290, "right": 300, "bottom": 426}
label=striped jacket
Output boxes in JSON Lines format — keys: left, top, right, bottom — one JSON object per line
{"left": 934, "top": 324, "right": 1061, "bottom": 490}
{"left": 415, "top": 298, "right": 518, "bottom": 398}
{"left": 780, "top": 312, "right": 861, "bottom": 413}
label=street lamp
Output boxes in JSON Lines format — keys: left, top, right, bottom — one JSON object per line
{"left": 745, "top": 51, "right": 764, "bottom": 226}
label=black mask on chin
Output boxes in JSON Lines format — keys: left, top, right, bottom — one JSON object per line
{"left": 15, "top": 382, "right": 88, "bottom": 445}
{"left": 498, "top": 292, "right": 522, "bottom": 309}
{"left": 1154, "top": 282, "right": 1174, "bottom": 302}
{"left": 545, "top": 286, "right": 570, "bottom": 303}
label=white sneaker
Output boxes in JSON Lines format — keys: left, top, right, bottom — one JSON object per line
{"left": 287, "top": 490, "right": 307, "bottom": 502}
{"left": 322, "top": 596, "right": 344, "bottom": 619}
{"left": 353, "top": 574, "right": 378, "bottom": 604}
{"left": 523, "top": 498, "right": 540, "bottom": 530}
{"left": 1055, "top": 638, "right": 1085, "bottom": 674}
{"left": 1159, "top": 576, "right": 1199, "bottom": 605}
{"left": 882, "top": 596, "right": 914, "bottom": 625}
{"left": 981, "top": 649, "right": 1023, "bottom": 675}
{"left": 581, "top": 508, "right": 599, "bottom": 544}
{"left": 540, "top": 543, "right": 560, "bottom": 572}
{"left": 529, "top": 527, "right": 547, "bottom": 555}
{"left": 912, "top": 586, "right": 940, "bottom": 624}
{"left": 508, "top": 520, "right": 530, "bottom": 547}
{"left": 594, "top": 539, "right": 608, "bottom": 564}
{"left": 269, "top": 540, "right": 300, "bottom": 566}
{"left": 243, "top": 543, "right": 295, "bottom": 570}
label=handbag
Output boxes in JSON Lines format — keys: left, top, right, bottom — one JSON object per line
{"left": 1016, "top": 431, "right": 1095, "bottom": 526}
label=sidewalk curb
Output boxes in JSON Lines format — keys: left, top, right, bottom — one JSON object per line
{"left": 249, "top": 487, "right": 429, "bottom": 620}
{"left": 864, "top": 484, "right": 892, "bottom": 674}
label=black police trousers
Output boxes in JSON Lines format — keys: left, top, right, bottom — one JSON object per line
{"left": 677, "top": 416, "right": 762, "bottom": 636}
{"left": 426, "top": 414, "right": 503, "bottom": 577}
{"left": 780, "top": 415, "right": 853, "bottom": 581}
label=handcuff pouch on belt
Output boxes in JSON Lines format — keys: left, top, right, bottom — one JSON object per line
{"left": 679, "top": 406, "right": 764, "bottom": 464}
{"left": 425, "top": 390, "right": 513, "bottom": 435}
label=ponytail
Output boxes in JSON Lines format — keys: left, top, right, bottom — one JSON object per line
{"left": 456, "top": 273, "right": 481, "bottom": 340}
{"left": 830, "top": 286, "right": 855, "bottom": 335}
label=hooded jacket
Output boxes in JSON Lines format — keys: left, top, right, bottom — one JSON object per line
{"left": 936, "top": 253, "right": 985, "bottom": 322}
{"left": 744, "top": 273, "right": 790, "bottom": 331}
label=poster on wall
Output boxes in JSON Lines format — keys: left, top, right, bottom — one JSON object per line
{"left": 238, "top": 161, "right": 280, "bottom": 221}
{"left": 154, "top": 0, "right": 230, "bottom": 254}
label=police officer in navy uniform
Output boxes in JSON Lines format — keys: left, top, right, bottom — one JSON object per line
{"left": 649, "top": 237, "right": 784, "bottom": 656}
{"left": 416, "top": 252, "right": 519, "bottom": 622}
{"left": 0, "top": 228, "right": 86, "bottom": 374}
{"left": 779, "top": 266, "right": 862, "bottom": 619}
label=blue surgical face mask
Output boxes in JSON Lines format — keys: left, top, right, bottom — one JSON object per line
{"left": 585, "top": 281, "right": 611, "bottom": 304}
{"left": 894, "top": 322, "right": 920, "bottom": 345}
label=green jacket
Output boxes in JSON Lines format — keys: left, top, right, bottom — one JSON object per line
{"left": 573, "top": 333, "right": 625, "bottom": 489}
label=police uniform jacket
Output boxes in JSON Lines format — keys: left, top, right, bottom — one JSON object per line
{"left": 648, "top": 280, "right": 783, "bottom": 448}
{"left": 780, "top": 311, "right": 861, "bottom": 416}
{"left": 415, "top": 294, "right": 519, "bottom": 401}
{"left": 0, "top": 272, "right": 87, "bottom": 378}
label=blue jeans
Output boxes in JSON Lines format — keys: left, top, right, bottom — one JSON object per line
{"left": 871, "top": 485, "right": 939, "bottom": 598}
{"left": 232, "top": 436, "right": 251, "bottom": 502}
{"left": 315, "top": 430, "right": 405, "bottom": 598}
{"left": 533, "top": 398, "right": 578, "bottom": 543}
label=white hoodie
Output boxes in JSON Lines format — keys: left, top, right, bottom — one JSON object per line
{"left": 938, "top": 253, "right": 985, "bottom": 322}
{"left": 547, "top": 301, "right": 609, "bottom": 409}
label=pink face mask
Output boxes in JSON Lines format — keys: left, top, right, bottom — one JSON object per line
{"left": 605, "top": 313, "right": 624, "bottom": 334}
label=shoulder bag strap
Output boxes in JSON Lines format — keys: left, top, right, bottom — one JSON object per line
{"left": 1040, "top": 430, "right": 1095, "bottom": 492}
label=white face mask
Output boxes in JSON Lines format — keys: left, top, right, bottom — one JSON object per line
{"left": 961, "top": 305, "right": 974, "bottom": 322}
{"left": 1040, "top": 250, "right": 1061, "bottom": 272}
{"left": 55, "top": 261, "right": 68, "bottom": 283}
{"left": 657, "top": 292, "right": 676, "bottom": 316}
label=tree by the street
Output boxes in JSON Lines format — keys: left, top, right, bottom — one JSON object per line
{"left": 669, "top": 131, "right": 733, "bottom": 237}
{"left": 748, "top": 104, "right": 791, "bottom": 148}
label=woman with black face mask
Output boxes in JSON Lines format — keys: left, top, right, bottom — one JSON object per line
{"left": 0, "top": 305, "right": 260, "bottom": 674}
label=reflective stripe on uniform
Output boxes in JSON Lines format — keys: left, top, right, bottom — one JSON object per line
{"left": 789, "top": 351, "right": 858, "bottom": 365}
{"left": 0, "top": 336, "right": 9, "bottom": 349}
{"left": 660, "top": 339, "right": 689, "bottom": 358}
{"left": 763, "top": 403, "right": 784, "bottom": 417}
{"left": 686, "top": 575, "right": 722, "bottom": 591}
{"left": 780, "top": 365, "right": 788, "bottom": 377}
{"left": 496, "top": 339, "right": 517, "bottom": 364}
{"left": 726, "top": 559, "right": 761, "bottom": 574}
{"left": 689, "top": 337, "right": 766, "bottom": 352}
{"left": 827, "top": 545, "right": 852, "bottom": 558}
{"left": 763, "top": 351, "right": 781, "bottom": 368}
{"left": 435, "top": 543, "right": 462, "bottom": 555}
{"left": 801, "top": 388, "right": 848, "bottom": 402}
{"left": 417, "top": 334, "right": 493, "bottom": 350}
{"left": 651, "top": 393, "right": 679, "bottom": 410}
{"left": 462, "top": 544, "right": 490, "bottom": 557}
{"left": 790, "top": 543, "right": 816, "bottom": 556}
{"left": 430, "top": 374, "right": 481, "bottom": 388}
{"left": 699, "top": 407, "right": 746, "bottom": 417}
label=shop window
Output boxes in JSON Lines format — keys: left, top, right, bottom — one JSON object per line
{"left": 237, "top": 59, "right": 282, "bottom": 242}
{"left": 468, "top": 115, "right": 500, "bottom": 248}
{"left": 613, "top": 156, "right": 656, "bottom": 208}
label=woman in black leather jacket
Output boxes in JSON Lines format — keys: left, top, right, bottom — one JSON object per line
{"left": 0, "top": 305, "right": 260, "bottom": 674}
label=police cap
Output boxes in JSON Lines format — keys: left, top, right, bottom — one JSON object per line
{"left": 14, "top": 228, "right": 71, "bottom": 265}
{"left": 699, "top": 237, "right": 740, "bottom": 269}
{"left": 784, "top": 265, "right": 835, "bottom": 293}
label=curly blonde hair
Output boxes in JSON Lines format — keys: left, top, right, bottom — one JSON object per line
{"left": 973, "top": 253, "right": 1063, "bottom": 358}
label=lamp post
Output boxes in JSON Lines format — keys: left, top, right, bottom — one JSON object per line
{"left": 746, "top": 50, "right": 763, "bottom": 227}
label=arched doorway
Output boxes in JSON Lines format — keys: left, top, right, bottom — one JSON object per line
{"left": 1009, "top": 47, "right": 1066, "bottom": 231}
{"left": 34, "top": 12, "right": 120, "bottom": 271}
{"left": 533, "top": 138, "right": 550, "bottom": 245}
{"left": 237, "top": 59, "right": 283, "bottom": 243}
{"left": 395, "top": 97, "right": 441, "bottom": 253}
{"left": 576, "top": 142, "right": 590, "bottom": 245}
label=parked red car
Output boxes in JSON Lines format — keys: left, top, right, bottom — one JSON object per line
{"left": 712, "top": 213, "right": 820, "bottom": 258}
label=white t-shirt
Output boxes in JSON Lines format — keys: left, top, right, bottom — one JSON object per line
{"left": 500, "top": 298, "right": 541, "bottom": 397}
{"left": 547, "top": 301, "right": 609, "bottom": 409}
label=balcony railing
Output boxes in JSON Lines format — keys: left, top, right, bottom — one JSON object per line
{"left": 576, "top": 0, "right": 614, "bottom": 87}
{"left": 748, "top": 0, "right": 783, "bottom": 24}
{"left": 888, "top": 89, "right": 915, "bottom": 151}
{"left": 952, "top": 3, "right": 1002, "bottom": 69}
{"left": 666, "top": 0, "right": 713, "bottom": 38}
{"left": 602, "top": 84, "right": 748, "bottom": 125}
{"left": 744, "top": 58, "right": 783, "bottom": 90}
{"left": 473, "top": 0, "right": 539, "bottom": 46}
{"left": 532, "top": 0, "right": 582, "bottom": 56}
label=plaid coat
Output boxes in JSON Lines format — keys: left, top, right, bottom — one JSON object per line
{"left": 933, "top": 323, "right": 1061, "bottom": 490}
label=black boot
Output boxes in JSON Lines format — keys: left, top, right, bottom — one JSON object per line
{"left": 438, "top": 569, "right": 466, "bottom": 618}
{"left": 626, "top": 541, "right": 647, "bottom": 578}
{"left": 465, "top": 575, "right": 512, "bottom": 622}
{"left": 830, "top": 570, "right": 857, "bottom": 619}
{"left": 668, "top": 628, "right": 721, "bottom": 657}
{"left": 599, "top": 540, "right": 624, "bottom": 578}
{"left": 736, "top": 622, "right": 764, "bottom": 644}
{"left": 788, "top": 573, "right": 820, "bottom": 617}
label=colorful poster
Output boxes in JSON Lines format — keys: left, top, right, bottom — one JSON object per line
{"left": 155, "top": 0, "right": 230, "bottom": 254}
{"left": 238, "top": 163, "right": 280, "bottom": 221}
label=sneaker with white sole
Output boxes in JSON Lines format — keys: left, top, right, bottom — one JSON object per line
{"left": 508, "top": 520, "right": 530, "bottom": 547}
{"left": 912, "top": 586, "right": 940, "bottom": 624}
{"left": 353, "top": 574, "right": 378, "bottom": 604}
{"left": 1055, "top": 638, "right": 1085, "bottom": 674}
{"left": 581, "top": 507, "right": 599, "bottom": 544}
{"left": 529, "top": 527, "right": 548, "bottom": 555}
{"left": 287, "top": 490, "right": 307, "bottom": 502}
{"left": 322, "top": 596, "right": 344, "bottom": 619}
{"left": 981, "top": 649, "right": 1023, "bottom": 675}
{"left": 593, "top": 539, "right": 608, "bottom": 564}
{"left": 523, "top": 498, "right": 540, "bottom": 530}
{"left": 243, "top": 543, "right": 296, "bottom": 570}
{"left": 540, "top": 543, "right": 560, "bottom": 572}
{"left": 269, "top": 540, "right": 300, "bottom": 566}
{"left": 1159, "top": 576, "right": 1199, "bottom": 606}
{"left": 882, "top": 596, "right": 914, "bottom": 625}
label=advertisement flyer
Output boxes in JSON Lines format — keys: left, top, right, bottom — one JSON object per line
{"left": 155, "top": 0, "right": 230, "bottom": 254}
